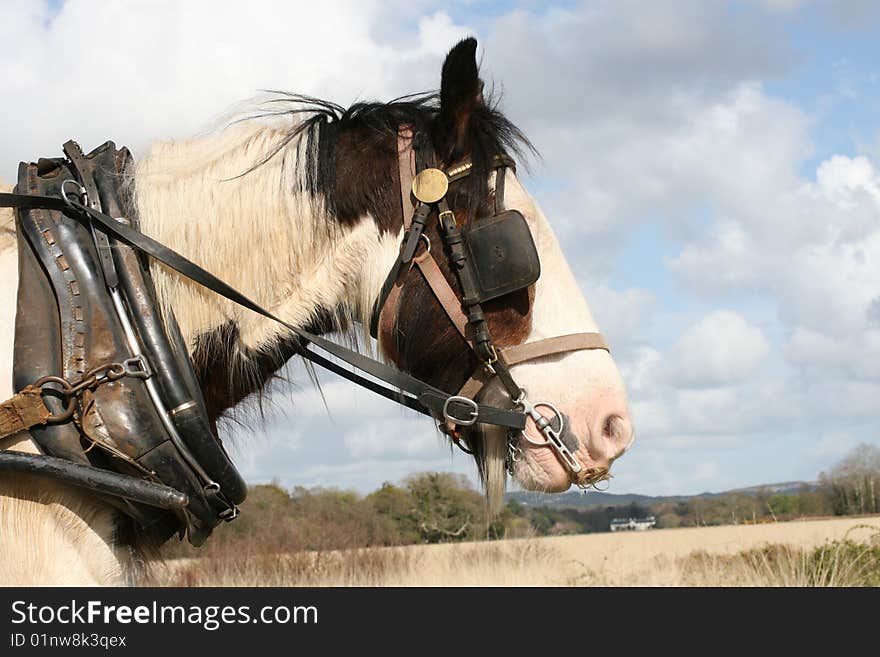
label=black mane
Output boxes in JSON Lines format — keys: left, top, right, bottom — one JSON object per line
{"left": 238, "top": 90, "right": 534, "bottom": 219}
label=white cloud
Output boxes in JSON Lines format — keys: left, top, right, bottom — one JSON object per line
{"left": 753, "top": 0, "right": 808, "bottom": 11}
{"left": 629, "top": 398, "right": 672, "bottom": 438}
{"left": 343, "top": 417, "right": 442, "bottom": 458}
{"left": 671, "top": 311, "right": 770, "bottom": 387}
{"left": 620, "top": 346, "right": 664, "bottom": 394}
{"left": 580, "top": 284, "right": 656, "bottom": 351}
{"left": 0, "top": 1, "right": 474, "bottom": 171}
{"left": 816, "top": 155, "right": 880, "bottom": 203}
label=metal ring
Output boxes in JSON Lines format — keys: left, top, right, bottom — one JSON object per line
{"left": 516, "top": 398, "right": 564, "bottom": 447}
{"left": 60, "top": 179, "right": 87, "bottom": 208}
{"left": 412, "top": 234, "right": 431, "bottom": 263}
{"left": 533, "top": 401, "right": 564, "bottom": 434}
{"left": 442, "top": 395, "right": 479, "bottom": 426}
{"left": 33, "top": 375, "right": 76, "bottom": 423}
{"left": 583, "top": 477, "right": 611, "bottom": 492}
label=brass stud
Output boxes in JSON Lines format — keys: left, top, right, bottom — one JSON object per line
{"left": 412, "top": 168, "right": 449, "bottom": 204}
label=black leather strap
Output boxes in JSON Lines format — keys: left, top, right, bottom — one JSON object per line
{"left": 63, "top": 140, "right": 119, "bottom": 288}
{"left": 494, "top": 166, "right": 506, "bottom": 215}
{"left": 0, "top": 192, "right": 527, "bottom": 431}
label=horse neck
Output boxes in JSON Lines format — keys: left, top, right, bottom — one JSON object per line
{"left": 0, "top": 435, "right": 126, "bottom": 585}
{"left": 132, "top": 123, "right": 400, "bottom": 357}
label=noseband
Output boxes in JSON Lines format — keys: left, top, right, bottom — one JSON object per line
{"left": 370, "top": 128, "right": 611, "bottom": 482}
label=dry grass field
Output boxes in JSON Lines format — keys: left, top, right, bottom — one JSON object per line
{"left": 151, "top": 515, "right": 880, "bottom": 587}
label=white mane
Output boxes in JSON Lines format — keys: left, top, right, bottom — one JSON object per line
{"left": 132, "top": 118, "right": 400, "bottom": 356}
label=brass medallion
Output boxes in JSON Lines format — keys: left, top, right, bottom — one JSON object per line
{"left": 412, "top": 168, "right": 449, "bottom": 204}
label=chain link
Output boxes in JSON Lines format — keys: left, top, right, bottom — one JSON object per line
{"left": 34, "top": 361, "right": 135, "bottom": 422}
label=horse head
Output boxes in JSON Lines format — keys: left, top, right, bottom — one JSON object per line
{"left": 373, "top": 39, "right": 634, "bottom": 504}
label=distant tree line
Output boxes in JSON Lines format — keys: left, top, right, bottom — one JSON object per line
{"left": 818, "top": 443, "right": 880, "bottom": 516}
{"left": 164, "top": 443, "right": 880, "bottom": 558}
{"left": 652, "top": 443, "right": 880, "bottom": 528}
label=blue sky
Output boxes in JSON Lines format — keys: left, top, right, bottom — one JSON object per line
{"left": 2, "top": 1, "right": 879, "bottom": 497}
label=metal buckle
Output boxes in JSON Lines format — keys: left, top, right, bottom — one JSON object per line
{"left": 219, "top": 505, "right": 240, "bottom": 522}
{"left": 442, "top": 395, "right": 479, "bottom": 426}
{"left": 122, "top": 355, "right": 152, "bottom": 379}
{"left": 438, "top": 209, "right": 457, "bottom": 227}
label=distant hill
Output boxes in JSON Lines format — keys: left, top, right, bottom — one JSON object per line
{"left": 506, "top": 481, "right": 817, "bottom": 509}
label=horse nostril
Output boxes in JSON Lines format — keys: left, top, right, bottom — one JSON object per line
{"left": 603, "top": 415, "right": 617, "bottom": 439}
{"left": 602, "top": 414, "right": 634, "bottom": 454}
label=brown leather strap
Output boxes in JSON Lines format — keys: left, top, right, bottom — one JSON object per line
{"left": 0, "top": 385, "right": 50, "bottom": 440}
{"left": 398, "top": 127, "right": 415, "bottom": 230}
{"left": 377, "top": 280, "right": 404, "bottom": 363}
{"left": 415, "top": 253, "right": 471, "bottom": 343}
{"left": 502, "top": 332, "right": 608, "bottom": 365}
{"left": 459, "top": 368, "right": 494, "bottom": 400}
{"left": 456, "top": 332, "right": 609, "bottom": 400}
{"left": 377, "top": 128, "right": 417, "bottom": 359}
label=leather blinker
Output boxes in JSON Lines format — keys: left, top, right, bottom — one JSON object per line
{"left": 462, "top": 210, "right": 540, "bottom": 304}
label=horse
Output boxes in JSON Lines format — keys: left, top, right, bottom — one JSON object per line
{"left": 0, "top": 37, "right": 633, "bottom": 585}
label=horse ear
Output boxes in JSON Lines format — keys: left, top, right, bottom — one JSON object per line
{"left": 436, "top": 37, "right": 484, "bottom": 162}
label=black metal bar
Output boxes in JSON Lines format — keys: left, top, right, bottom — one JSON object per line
{"left": 0, "top": 452, "right": 188, "bottom": 511}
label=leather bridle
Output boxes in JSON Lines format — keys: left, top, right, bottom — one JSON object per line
{"left": 370, "top": 128, "right": 611, "bottom": 480}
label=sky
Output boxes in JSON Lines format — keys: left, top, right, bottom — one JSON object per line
{"left": 1, "top": 0, "right": 879, "bottom": 497}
